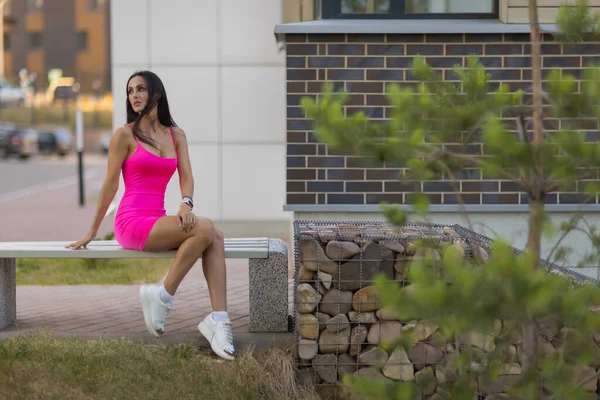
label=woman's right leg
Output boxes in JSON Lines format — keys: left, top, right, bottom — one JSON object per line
{"left": 144, "top": 215, "right": 215, "bottom": 295}
{"left": 138, "top": 215, "right": 214, "bottom": 338}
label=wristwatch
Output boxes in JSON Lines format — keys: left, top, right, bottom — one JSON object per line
{"left": 181, "top": 196, "right": 194, "bottom": 211}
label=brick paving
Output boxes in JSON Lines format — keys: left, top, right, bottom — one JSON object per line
{"left": 0, "top": 160, "right": 295, "bottom": 341}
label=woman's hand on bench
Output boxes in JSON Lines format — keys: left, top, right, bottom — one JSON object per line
{"left": 65, "top": 233, "right": 96, "bottom": 250}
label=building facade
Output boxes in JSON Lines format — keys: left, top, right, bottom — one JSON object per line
{"left": 3, "top": 0, "right": 111, "bottom": 91}
{"left": 275, "top": 0, "right": 600, "bottom": 277}
{"left": 110, "top": 0, "right": 290, "bottom": 238}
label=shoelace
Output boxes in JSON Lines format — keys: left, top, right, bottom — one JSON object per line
{"left": 157, "top": 302, "right": 172, "bottom": 325}
{"left": 221, "top": 321, "right": 233, "bottom": 346}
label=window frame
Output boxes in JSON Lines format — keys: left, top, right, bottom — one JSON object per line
{"left": 321, "top": 0, "right": 499, "bottom": 20}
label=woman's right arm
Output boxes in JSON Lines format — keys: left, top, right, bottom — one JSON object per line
{"left": 66, "top": 127, "right": 131, "bottom": 249}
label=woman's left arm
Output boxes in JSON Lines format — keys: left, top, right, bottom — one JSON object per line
{"left": 174, "top": 127, "right": 195, "bottom": 202}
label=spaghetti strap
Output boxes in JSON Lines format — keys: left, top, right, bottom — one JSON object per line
{"left": 169, "top": 127, "right": 178, "bottom": 157}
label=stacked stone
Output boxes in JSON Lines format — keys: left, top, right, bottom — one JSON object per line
{"left": 294, "top": 222, "right": 600, "bottom": 399}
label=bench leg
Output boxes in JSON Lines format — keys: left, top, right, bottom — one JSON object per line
{"left": 0, "top": 258, "right": 16, "bottom": 330}
{"left": 248, "top": 239, "right": 289, "bottom": 333}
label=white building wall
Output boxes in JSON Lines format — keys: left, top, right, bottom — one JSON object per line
{"left": 110, "top": 0, "right": 291, "bottom": 233}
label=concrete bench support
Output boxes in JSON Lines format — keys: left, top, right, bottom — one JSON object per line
{"left": 0, "top": 238, "right": 289, "bottom": 333}
{"left": 249, "top": 239, "right": 288, "bottom": 333}
{"left": 0, "top": 258, "right": 16, "bottom": 330}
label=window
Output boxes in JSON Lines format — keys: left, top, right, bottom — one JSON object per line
{"left": 26, "top": 0, "right": 43, "bottom": 13}
{"left": 27, "top": 32, "right": 42, "bottom": 51}
{"left": 322, "top": 0, "right": 497, "bottom": 19}
{"left": 3, "top": 33, "right": 9, "bottom": 52}
{"left": 76, "top": 31, "right": 88, "bottom": 51}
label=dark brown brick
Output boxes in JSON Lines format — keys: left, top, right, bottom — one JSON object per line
{"left": 286, "top": 34, "right": 307, "bottom": 43}
{"left": 462, "top": 181, "right": 499, "bottom": 192}
{"left": 465, "top": 33, "right": 503, "bottom": 42}
{"left": 286, "top": 44, "right": 318, "bottom": 56}
{"left": 485, "top": 44, "right": 523, "bottom": 55}
{"left": 346, "top": 181, "right": 383, "bottom": 192}
{"left": 488, "top": 69, "right": 522, "bottom": 81}
{"left": 287, "top": 144, "right": 316, "bottom": 156}
{"left": 367, "top": 44, "right": 405, "bottom": 56}
{"left": 366, "top": 169, "right": 402, "bottom": 180}
{"left": 327, "top": 169, "right": 365, "bottom": 180}
{"left": 425, "top": 34, "right": 464, "bottom": 43}
{"left": 406, "top": 44, "right": 444, "bottom": 56}
{"left": 287, "top": 81, "right": 306, "bottom": 93}
{"left": 386, "top": 34, "right": 424, "bottom": 43}
{"left": 288, "top": 169, "right": 316, "bottom": 180}
{"left": 306, "top": 81, "right": 344, "bottom": 93}
{"left": 308, "top": 34, "right": 346, "bottom": 43}
{"left": 319, "top": 44, "right": 327, "bottom": 55}
{"left": 328, "top": 193, "right": 365, "bottom": 204}
{"left": 385, "top": 181, "right": 421, "bottom": 192}
{"left": 543, "top": 56, "right": 581, "bottom": 68}
{"left": 345, "top": 94, "right": 365, "bottom": 106}
{"left": 287, "top": 181, "right": 306, "bottom": 192}
{"left": 347, "top": 82, "right": 384, "bottom": 93}
{"left": 446, "top": 44, "right": 483, "bottom": 56}
{"left": 287, "top": 69, "right": 317, "bottom": 81}
{"left": 307, "top": 156, "right": 345, "bottom": 168}
{"left": 328, "top": 44, "right": 365, "bottom": 55}
{"left": 287, "top": 156, "right": 305, "bottom": 168}
{"left": 347, "top": 157, "right": 376, "bottom": 168}
{"left": 346, "top": 106, "right": 384, "bottom": 118}
{"left": 287, "top": 94, "right": 315, "bottom": 106}
{"left": 366, "top": 94, "right": 389, "bottom": 106}
{"left": 287, "top": 193, "right": 316, "bottom": 204}
{"left": 287, "top": 57, "right": 306, "bottom": 68}
{"left": 348, "top": 34, "right": 385, "bottom": 43}
{"left": 503, "top": 33, "right": 530, "bottom": 43}
{"left": 318, "top": 69, "right": 326, "bottom": 80}
{"left": 287, "top": 132, "right": 305, "bottom": 143}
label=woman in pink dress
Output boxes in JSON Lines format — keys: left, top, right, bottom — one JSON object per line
{"left": 66, "top": 71, "right": 235, "bottom": 361}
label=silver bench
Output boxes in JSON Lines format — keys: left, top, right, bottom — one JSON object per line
{"left": 0, "top": 238, "right": 289, "bottom": 333}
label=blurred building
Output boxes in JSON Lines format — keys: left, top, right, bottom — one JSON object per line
{"left": 2, "top": 0, "right": 111, "bottom": 92}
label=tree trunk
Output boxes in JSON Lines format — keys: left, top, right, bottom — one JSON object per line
{"left": 524, "top": 2, "right": 543, "bottom": 398}
{"left": 529, "top": 0, "right": 543, "bottom": 145}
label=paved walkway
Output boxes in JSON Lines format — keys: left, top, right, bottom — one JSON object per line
{"left": 0, "top": 161, "right": 295, "bottom": 347}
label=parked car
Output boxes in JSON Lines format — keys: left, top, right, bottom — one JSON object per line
{"left": 0, "top": 125, "right": 39, "bottom": 159}
{"left": 0, "top": 82, "right": 26, "bottom": 106}
{"left": 100, "top": 132, "right": 111, "bottom": 154}
{"left": 37, "top": 129, "right": 73, "bottom": 157}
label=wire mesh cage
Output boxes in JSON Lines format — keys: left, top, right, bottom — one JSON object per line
{"left": 292, "top": 220, "right": 600, "bottom": 400}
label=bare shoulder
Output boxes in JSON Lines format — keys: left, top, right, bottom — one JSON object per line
{"left": 111, "top": 125, "right": 136, "bottom": 148}
{"left": 172, "top": 127, "right": 188, "bottom": 144}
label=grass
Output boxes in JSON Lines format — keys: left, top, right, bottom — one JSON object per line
{"left": 0, "top": 331, "right": 320, "bottom": 400}
{"left": 0, "top": 105, "right": 113, "bottom": 130}
{"left": 16, "top": 258, "right": 172, "bottom": 286}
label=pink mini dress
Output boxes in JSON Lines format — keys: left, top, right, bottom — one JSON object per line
{"left": 114, "top": 127, "right": 178, "bottom": 251}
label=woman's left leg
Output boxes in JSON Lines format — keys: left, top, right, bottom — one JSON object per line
{"left": 201, "top": 228, "right": 227, "bottom": 312}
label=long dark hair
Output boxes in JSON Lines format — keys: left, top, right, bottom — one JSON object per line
{"left": 126, "top": 70, "right": 177, "bottom": 149}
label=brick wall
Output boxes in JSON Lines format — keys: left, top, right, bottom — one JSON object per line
{"left": 285, "top": 32, "right": 600, "bottom": 207}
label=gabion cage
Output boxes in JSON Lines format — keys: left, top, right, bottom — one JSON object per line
{"left": 292, "top": 220, "right": 600, "bottom": 400}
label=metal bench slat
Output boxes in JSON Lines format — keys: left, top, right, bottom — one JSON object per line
{"left": 0, "top": 238, "right": 270, "bottom": 259}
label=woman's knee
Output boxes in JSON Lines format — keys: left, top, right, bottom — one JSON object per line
{"left": 214, "top": 228, "right": 224, "bottom": 243}
{"left": 193, "top": 218, "right": 215, "bottom": 245}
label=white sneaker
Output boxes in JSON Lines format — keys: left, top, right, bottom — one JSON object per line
{"left": 140, "top": 284, "right": 172, "bottom": 337}
{"left": 198, "top": 313, "right": 235, "bottom": 361}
